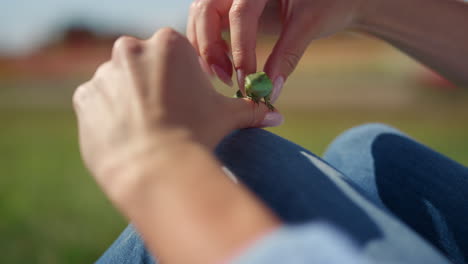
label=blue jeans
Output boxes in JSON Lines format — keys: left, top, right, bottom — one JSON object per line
{"left": 324, "top": 124, "right": 468, "bottom": 264}
{"left": 97, "top": 124, "right": 467, "bottom": 264}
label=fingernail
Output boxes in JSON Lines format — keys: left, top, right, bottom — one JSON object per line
{"left": 211, "top": 64, "right": 233, "bottom": 87}
{"left": 270, "top": 76, "right": 284, "bottom": 103}
{"left": 259, "top": 112, "right": 284, "bottom": 127}
{"left": 199, "top": 57, "right": 214, "bottom": 77}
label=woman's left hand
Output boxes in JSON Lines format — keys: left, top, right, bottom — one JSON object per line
{"left": 73, "top": 28, "right": 283, "bottom": 199}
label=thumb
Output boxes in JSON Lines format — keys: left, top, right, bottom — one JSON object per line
{"left": 264, "top": 19, "right": 310, "bottom": 103}
{"left": 225, "top": 97, "right": 284, "bottom": 129}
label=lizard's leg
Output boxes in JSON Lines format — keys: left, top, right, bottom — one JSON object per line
{"left": 264, "top": 96, "right": 275, "bottom": 111}
{"left": 234, "top": 90, "right": 244, "bottom": 98}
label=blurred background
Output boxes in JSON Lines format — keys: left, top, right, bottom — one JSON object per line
{"left": 1, "top": 0, "right": 467, "bottom": 263}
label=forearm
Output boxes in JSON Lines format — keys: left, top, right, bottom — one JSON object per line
{"left": 356, "top": 0, "right": 468, "bottom": 86}
{"left": 114, "top": 140, "right": 280, "bottom": 264}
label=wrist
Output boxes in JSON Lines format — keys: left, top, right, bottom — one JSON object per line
{"left": 95, "top": 130, "right": 200, "bottom": 207}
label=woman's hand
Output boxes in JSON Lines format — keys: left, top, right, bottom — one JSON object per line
{"left": 73, "top": 29, "right": 282, "bottom": 263}
{"left": 73, "top": 28, "right": 283, "bottom": 200}
{"left": 188, "top": 0, "right": 364, "bottom": 99}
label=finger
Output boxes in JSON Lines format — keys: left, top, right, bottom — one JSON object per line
{"left": 229, "top": 0, "right": 268, "bottom": 92}
{"left": 186, "top": 0, "right": 199, "bottom": 51}
{"left": 263, "top": 19, "right": 310, "bottom": 103}
{"left": 188, "top": 1, "right": 214, "bottom": 76}
{"left": 195, "top": 0, "right": 234, "bottom": 86}
{"left": 224, "top": 97, "right": 284, "bottom": 129}
{"left": 258, "top": 0, "right": 282, "bottom": 35}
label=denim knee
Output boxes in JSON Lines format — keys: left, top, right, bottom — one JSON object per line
{"left": 323, "top": 123, "right": 405, "bottom": 205}
{"left": 324, "top": 123, "right": 403, "bottom": 161}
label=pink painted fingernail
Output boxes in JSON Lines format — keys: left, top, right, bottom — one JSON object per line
{"left": 211, "top": 64, "right": 233, "bottom": 87}
{"left": 199, "top": 57, "right": 214, "bottom": 77}
{"left": 236, "top": 69, "right": 246, "bottom": 95}
{"left": 259, "top": 112, "right": 284, "bottom": 127}
{"left": 271, "top": 76, "right": 284, "bottom": 103}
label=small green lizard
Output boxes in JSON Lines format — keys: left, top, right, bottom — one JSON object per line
{"left": 235, "top": 72, "right": 275, "bottom": 111}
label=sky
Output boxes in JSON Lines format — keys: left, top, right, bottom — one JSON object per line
{"left": 1, "top": 0, "right": 193, "bottom": 55}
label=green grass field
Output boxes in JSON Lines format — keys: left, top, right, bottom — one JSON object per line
{"left": 0, "top": 109, "right": 124, "bottom": 263}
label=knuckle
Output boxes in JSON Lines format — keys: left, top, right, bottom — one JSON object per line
{"left": 231, "top": 48, "right": 254, "bottom": 69}
{"left": 282, "top": 50, "right": 301, "bottom": 72}
{"left": 231, "top": 46, "right": 243, "bottom": 57}
{"left": 151, "top": 28, "right": 191, "bottom": 59}
{"left": 93, "top": 61, "right": 112, "bottom": 79}
{"left": 160, "top": 27, "right": 183, "bottom": 41}
{"left": 230, "top": 49, "right": 245, "bottom": 67}
{"left": 152, "top": 27, "right": 185, "bottom": 48}
{"left": 229, "top": 7, "right": 244, "bottom": 21}
{"left": 190, "top": 0, "right": 200, "bottom": 12}
{"left": 199, "top": 44, "right": 215, "bottom": 59}
{"left": 199, "top": 41, "right": 225, "bottom": 61}
{"left": 229, "top": 0, "right": 256, "bottom": 20}
{"left": 196, "top": 0, "right": 215, "bottom": 14}
{"left": 190, "top": 0, "right": 197, "bottom": 10}
{"left": 199, "top": 47, "right": 217, "bottom": 64}
{"left": 72, "top": 83, "right": 88, "bottom": 108}
{"left": 112, "top": 36, "right": 143, "bottom": 60}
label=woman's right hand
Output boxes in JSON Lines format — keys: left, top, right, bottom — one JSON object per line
{"left": 187, "top": 0, "right": 364, "bottom": 100}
